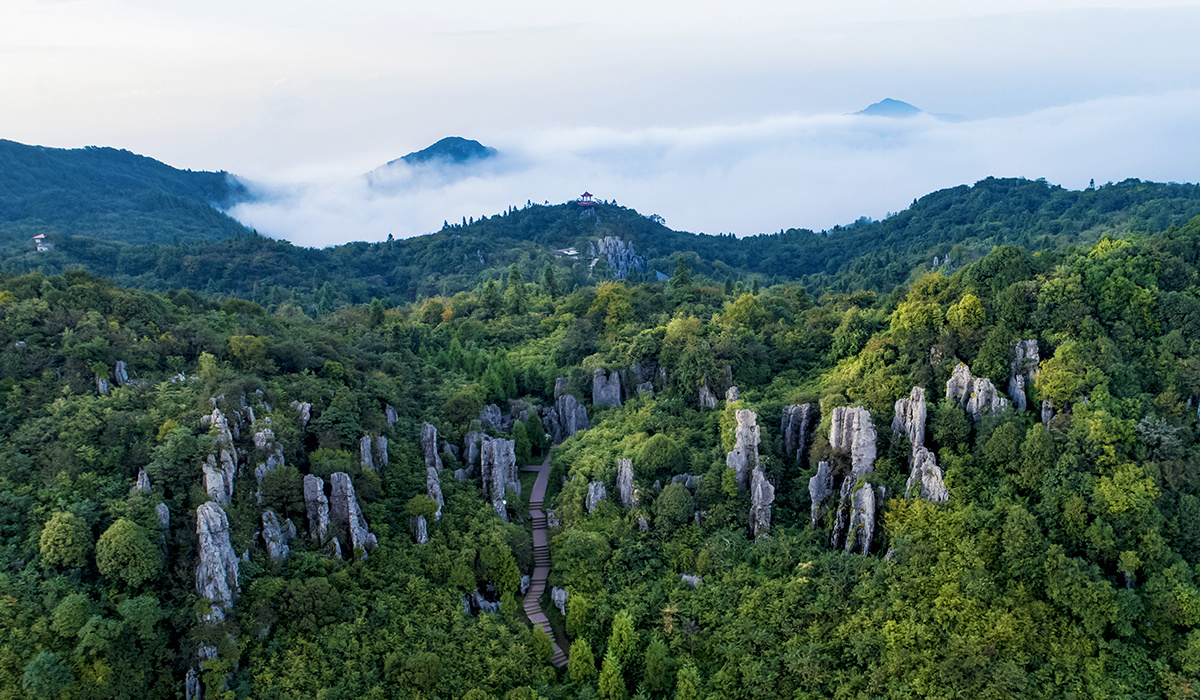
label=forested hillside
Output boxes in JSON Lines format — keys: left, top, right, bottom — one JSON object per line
{"left": 0, "top": 140, "right": 248, "bottom": 246}
{"left": 2, "top": 208, "right": 1200, "bottom": 698}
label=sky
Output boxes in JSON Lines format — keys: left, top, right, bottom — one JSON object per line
{"left": 4, "top": 0, "right": 1200, "bottom": 246}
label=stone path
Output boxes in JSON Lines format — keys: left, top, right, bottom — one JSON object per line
{"left": 521, "top": 454, "right": 568, "bottom": 668}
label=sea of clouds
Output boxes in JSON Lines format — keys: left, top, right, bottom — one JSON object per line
{"left": 226, "top": 89, "right": 1200, "bottom": 248}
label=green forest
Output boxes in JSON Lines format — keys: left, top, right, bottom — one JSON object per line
{"left": 3, "top": 171, "right": 1200, "bottom": 699}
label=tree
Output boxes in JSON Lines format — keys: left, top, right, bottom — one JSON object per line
{"left": 568, "top": 638, "right": 596, "bottom": 683}
{"left": 96, "top": 518, "right": 162, "bottom": 588}
{"left": 482, "top": 281, "right": 502, "bottom": 318}
{"left": 675, "top": 660, "right": 702, "bottom": 700}
{"left": 670, "top": 255, "right": 692, "bottom": 290}
{"left": 607, "top": 610, "right": 638, "bottom": 666}
{"left": 22, "top": 651, "right": 73, "bottom": 700}
{"left": 505, "top": 264, "right": 527, "bottom": 315}
{"left": 39, "top": 511, "right": 92, "bottom": 568}
{"left": 643, "top": 637, "right": 672, "bottom": 693}
{"left": 598, "top": 652, "right": 627, "bottom": 700}
{"left": 654, "top": 483, "right": 694, "bottom": 534}
{"left": 543, "top": 263, "right": 561, "bottom": 298}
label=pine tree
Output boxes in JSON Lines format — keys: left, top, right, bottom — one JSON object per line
{"left": 505, "top": 264, "right": 527, "bottom": 315}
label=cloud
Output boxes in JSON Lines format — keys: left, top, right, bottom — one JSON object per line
{"left": 226, "top": 90, "right": 1200, "bottom": 247}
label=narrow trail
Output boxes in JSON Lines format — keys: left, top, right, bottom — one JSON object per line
{"left": 521, "top": 453, "right": 568, "bottom": 668}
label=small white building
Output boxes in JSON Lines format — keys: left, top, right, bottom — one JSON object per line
{"left": 32, "top": 233, "right": 53, "bottom": 252}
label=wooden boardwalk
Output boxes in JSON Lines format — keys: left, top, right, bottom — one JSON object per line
{"left": 521, "top": 454, "right": 568, "bottom": 668}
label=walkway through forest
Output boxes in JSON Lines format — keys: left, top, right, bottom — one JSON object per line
{"left": 521, "top": 454, "right": 569, "bottom": 668}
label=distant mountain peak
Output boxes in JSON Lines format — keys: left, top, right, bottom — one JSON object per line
{"left": 391, "top": 137, "right": 497, "bottom": 167}
{"left": 856, "top": 98, "right": 923, "bottom": 118}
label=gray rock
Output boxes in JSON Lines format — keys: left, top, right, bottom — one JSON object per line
{"left": 421, "top": 423, "right": 443, "bottom": 473}
{"left": 156, "top": 502, "right": 170, "bottom": 531}
{"left": 830, "top": 477, "right": 854, "bottom": 550}
{"left": 726, "top": 386, "right": 739, "bottom": 403}
{"left": 203, "top": 455, "right": 232, "bottom": 506}
{"left": 519, "top": 574, "right": 531, "bottom": 596}
{"left": 725, "top": 408, "right": 761, "bottom": 490}
{"left": 680, "top": 574, "right": 703, "bottom": 588}
{"left": 427, "top": 459, "right": 445, "bottom": 522}
{"left": 411, "top": 515, "right": 428, "bottom": 544}
{"left": 749, "top": 467, "right": 775, "bottom": 538}
{"left": 463, "top": 431, "right": 490, "bottom": 475}
{"left": 453, "top": 468, "right": 468, "bottom": 481}
{"left": 185, "top": 668, "right": 201, "bottom": 700}
{"left": 329, "top": 472, "right": 377, "bottom": 559}
{"left": 547, "top": 510, "right": 562, "bottom": 529}
{"left": 97, "top": 376, "right": 109, "bottom": 395}
{"left": 481, "top": 438, "right": 517, "bottom": 521}
{"left": 1042, "top": 399, "right": 1055, "bottom": 425}
{"left": 781, "top": 403, "right": 816, "bottom": 463}
{"left": 205, "top": 408, "right": 237, "bottom": 501}
{"left": 442, "top": 441, "right": 460, "bottom": 461}
{"left": 385, "top": 403, "right": 398, "bottom": 426}
{"left": 471, "top": 591, "right": 501, "bottom": 615}
{"left": 480, "top": 404, "right": 503, "bottom": 431}
{"left": 290, "top": 400, "right": 312, "bottom": 427}
{"left": 551, "top": 586, "right": 569, "bottom": 616}
{"left": 616, "top": 458, "right": 638, "bottom": 509}
{"left": 947, "top": 363, "right": 1008, "bottom": 421}
{"left": 114, "top": 360, "right": 129, "bottom": 386}
{"left": 946, "top": 363, "right": 973, "bottom": 404}
{"left": 1009, "top": 340, "right": 1040, "bottom": 412}
{"left": 303, "top": 474, "right": 330, "bottom": 541}
{"left": 554, "top": 376, "right": 569, "bottom": 398}
{"left": 905, "top": 446, "right": 949, "bottom": 503}
{"left": 252, "top": 426, "right": 284, "bottom": 496}
{"left": 671, "top": 473, "right": 703, "bottom": 492}
{"left": 261, "top": 510, "right": 290, "bottom": 563}
{"left": 132, "top": 469, "right": 151, "bottom": 493}
{"left": 196, "top": 502, "right": 239, "bottom": 622}
{"left": 891, "top": 386, "right": 927, "bottom": 450}
{"left": 699, "top": 384, "right": 717, "bottom": 409}
{"left": 593, "top": 369, "right": 622, "bottom": 407}
{"left": 586, "top": 481, "right": 608, "bottom": 513}
{"left": 636, "top": 381, "right": 654, "bottom": 397}
{"left": 637, "top": 516, "right": 649, "bottom": 531}
{"left": 544, "top": 393, "right": 589, "bottom": 445}
{"left": 809, "top": 460, "right": 835, "bottom": 529}
{"left": 830, "top": 406, "right": 877, "bottom": 480}
{"left": 589, "top": 235, "right": 647, "bottom": 280}
{"left": 359, "top": 435, "right": 375, "bottom": 471}
{"left": 845, "top": 483, "right": 876, "bottom": 555}
{"left": 374, "top": 435, "right": 388, "bottom": 469}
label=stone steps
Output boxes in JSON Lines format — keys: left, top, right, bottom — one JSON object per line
{"left": 520, "top": 454, "right": 568, "bottom": 669}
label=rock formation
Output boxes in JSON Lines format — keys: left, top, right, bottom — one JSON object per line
{"left": 636, "top": 381, "right": 654, "bottom": 397}
{"left": 726, "top": 386, "right": 739, "bottom": 403}
{"left": 411, "top": 515, "right": 428, "bottom": 544}
{"left": 844, "top": 484, "right": 877, "bottom": 555}
{"left": 830, "top": 406, "right": 877, "bottom": 480}
{"left": 462, "top": 431, "right": 490, "bottom": 475}
{"left": 588, "top": 236, "right": 647, "bottom": 280}
{"left": 156, "top": 502, "right": 170, "bottom": 531}
{"left": 808, "top": 461, "right": 835, "bottom": 528}
{"left": 132, "top": 468, "right": 151, "bottom": 493}
{"left": 781, "top": 403, "right": 816, "bottom": 464}
{"left": 261, "top": 510, "right": 290, "bottom": 563}
{"left": 481, "top": 438, "right": 518, "bottom": 521}
{"left": 114, "top": 360, "right": 129, "bottom": 386}
{"left": 543, "top": 392, "right": 589, "bottom": 445}
{"left": 374, "top": 436, "right": 388, "bottom": 469}
{"left": 551, "top": 586, "right": 569, "bottom": 616}
{"left": 329, "top": 472, "right": 377, "bottom": 558}
{"left": 699, "top": 385, "right": 717, "bottom": 409}
{"left": 749, "top": 467, "right": 775, "bottom": 538}
{"left": 252, "top": 425, "right": 285, "bottom": 501}
{"left": 303, "top": 474, "right": 330, "bottom": 541}
{"left": 671, "top": 473, "right": 703, "bottom": 491}
{"left": 203, "top": 408, "right": 237, "bottom": 505}
{"left": 554, "top": 376, "right": 569, "bottom": 398}
{"left": 680, "top": 574, "right": 703, "bottom": 588}
{"left": 97, "top": 376, "right": 109, "bottom": 395}
{"left": 593, "top": 369, "right": 622, "bottom": 407}
{"left": 616, "top": 458, "right": 638, "bottom": 509}
{"left": 290, "top": 400, "right": 311, "bottom": 427}
{"left": 1041, "top": 399, "right": 1055, "bottom": 425}
{"left": 427, "top": 456, "right": 445, "bottom": 522}
{"left": 725, "top": 408, "right": 761, "bottom": 490}
{"left": 586, "top": 481, "right": 607, "bottom": 513}
{"left": 385, "top": 404, "right": 399, "bottom": 426}
{"left": 421, "top": 423, "right": 444, "bottom": 473}
{"left": 905, "top": 447, "right": 949, "bottom": 503}
{"left": 196, "top": 502, "right": 239, "bottom": 622}
{"left": 185, "top": 668, "right": 200, "bottom": 700}
{"left": 480, "top": 404, "right": 503, "bottom": 431}
{"left": 946, "top": 363, "right": 1008, "bottom": 421}
{"left": 1009, "top": 340, "right": 1040, "bottom": 412}
{"left": 891, "top": 387, "right": 927, "bottom": 450}
{"left": 359, "top": 435, "right": 375, "bottom": 471}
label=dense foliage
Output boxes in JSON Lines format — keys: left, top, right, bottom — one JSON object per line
{"left": 2, "top": 178, "right": 1200, "bottom": 698}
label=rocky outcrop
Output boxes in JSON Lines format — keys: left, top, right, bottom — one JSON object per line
{"left": 329, "top": 472, "right": 377, "bottom": 558}
{"left": 725, "top": 409, "right": 761, "bottom": 490}
{"left": 421, "top": 423, "right": 443, "bottom": 473}
{"left": 1041, "top": 399, "right": 1054, "bottom": 425}
{"left": 203, "top": 408, "right": 237, "bottom": 505}
{"left": 830, "top": 406, "right": 877, "bottom": 480}
{"left": 781, "top": 403, "right": 816, "bottom": 464}
{"left": 480, "top": 404, "right": 503, "bottom": 431}
{"left": 891, "top": 387, "right": 927, "bottom": 450}
{"left": 185, "top": 668, "right": 201, "bottom": 700}
{"left": 290, "top": 400, "right": 311, "bottom": 427}
{"left": 554, "top": 377, "right": 569, "bottom": 398}
{"left": 947, "top": 363, "right": 1008, "bottom": 421}
{"left": 616, "top": 458, "right": 638, "bottom": 509}
{"left": 157, "top": 502, "right": 170, "bottom": 531}
{"left": 203, "top": 455, "right": 233, "bottom": 506}
{"left": 463, "top": 431, "right": 490, "bottom": 475}
{"left": 905, "top": 447, "right": 949, "bottom": 503}
{"left": 114, "top": 360, "right": 129, "bottom": 386}
{"left": 97, "top": 376, "right": 109, "bottom": 395}
{"left": 374, "top": 436, "right": 388, "bottom": 469}
{"left": 671, "top": 473, "right": 703, "bottom": 491}
{"left": 699, "top": 385, "right": 717, "bottom": 409}
{"left": 636, "top": 382, "right": 654, "bottom": 397}
{"left": 261, "top": 510, "right": 290, "bottom": 563}
{"left": 588, "top": 236, "right": 647, "bottom": 280}
{"left": 586, "top": 481, "right": 608, "bottom": 514}
{"left": 132, "top": 469, "right": 151, "bottom": 493}
{"left": 551, "top": 586, "right": 569, "bottom": 616}
{"left": 1009, "top": 340, "right": 1040, "bottom": 412}
{"left": 411, "top": 515, "right": 428, "bottom": 544}
{"left": 749, "top": 467, "right": 775, "bottom": 538}
{"left": 427, "top": 458, "right": 445, "bottom": 522}
{"left": 359, "top": 435, "right": 375, "bottom": 471}
{"left": 808, "top": 461, "right": 835, "bottom": 528}
{"left": 593, "top": 369, "right": 622, "bottom": 407}
{"left": 303, "top": 474, "right": 330, "bottom": 542}
{"left": 252, "top": 425, "right": 285, "bottom": 500}
{"left": 680, "top": 574, "right": 703, "bottom": 588}
{"left": 726, "top": 386, "right": 739, "bottom": 403}
{"left": 196, "top": 502, "right": 239, "bottom": 622}
{"left": 543, "top": 393, "right": 589, "bottom": 445}
{"left": 844, "top": 484, "right": 878, "bottom": 555}
{"left": 481, "top": 438, "right": 518, "bottom": 521}
{"left": 385, "top": 404, "right": 399, "bottom": 427}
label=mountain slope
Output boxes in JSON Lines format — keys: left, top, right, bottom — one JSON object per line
{"left": 390, "top": 136, "right": 497, "bottom": 166}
